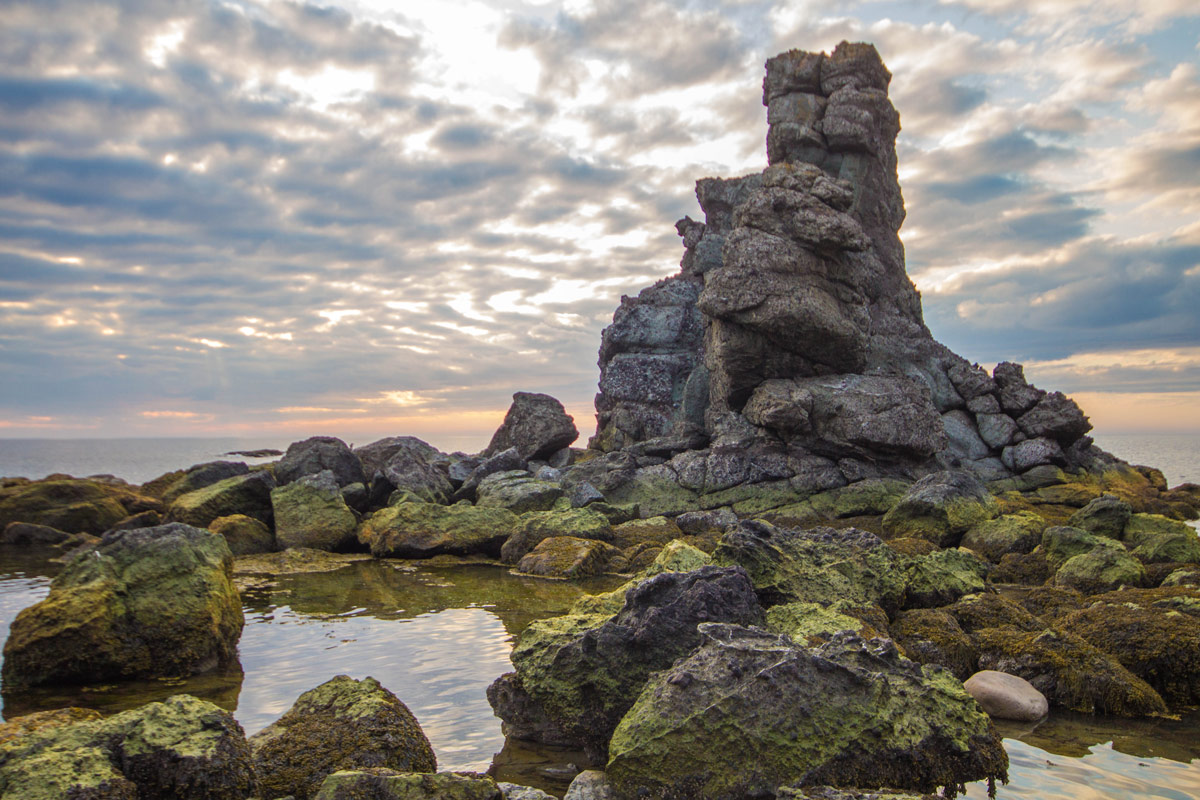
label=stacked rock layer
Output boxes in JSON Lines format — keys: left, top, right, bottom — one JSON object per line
{"left": 591, "top": 42, "right": 1097, "bottom": 488}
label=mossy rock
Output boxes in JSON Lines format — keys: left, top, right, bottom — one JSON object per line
{"left": 606, "top": 625, "right": 1007, "bottom": 799}
{"left": 515, "top": 536, "right": 622, "bottom": 579}
{"left": 1131, "top": 531, "right": 1200, "bottom": 565}
{"left": 777, "top": 788, "right": 938, "bottom": 800}
{"left": 756, "top": 500, "right": 825, "bottom": 529}
{"left": 945, "top": 593, "right": 1041, "bottom": 634}
{"left": 700, "top": 480, "right": 807, "bottom": 515}
{"left": 209, "top": 514, "right": 274, "bottom": 556}
{"left": 1030, "top": 483, "right": 1102, "bottom": 507}
{"left": 960, "top": 511, "right": 1046, "bottom": 563}
{"left": 884, "top": 537, "right": 938, "bottom": 556}
{"left": 166, "top": 472, "right": 275, "bottom": 529}
{"left": 991, "top": 548, "right": 1051, "bottom": 585}
{"left": 807, "top": 478, "right": 910, "bottom": 519}
{"left": 359, "top": 502, "right": 518, "bottom": 559}
{"left": 1053, "top": 547, "right": 1146, "bottom": 595}
{"left": 608, "top": 516, "right": 683, "bottom": 550}
{"left": 250, "top": 675, "right": 436, "bottom": 800}
{"left": 603, "top": 465, "right": 699, "bottom": 518}
{"left": 1040, "top": 526, "right": 1122, "bottom": 570}
{"left": 500, "top": 507, "right": 612, "bottom": 563}
{"left": 973, "top": 627, "right": 1166, "bottom": 716}
{"left": 763, "top": 601, "right": 879, "bottom": 646}
{"left": 569, "top": 540, "right": 713, "bottom": 615}
{"left": 881, "top": 471, "right": 1000, "bottom": 547}
{"left": 475, "top": 471, "right": 563, "bottom": 514}
{"left": 901, "top": 548, "right": 988, "bottom": 609}
{"left": 1122, "top": 513, "right": 1194, "bottom": 546}
{"left": 313, "top": 770, "right": 502, "bottom": 800}
{"left": 1067, "top": 494, "right": 1133, "bottom": 540}
{"left": 713, "top": 522, "right": 906, "bottom": 612}
{"left": 0, "top": 479, "right": 130, "bottom": 535}
{"left": 0, "top": 694, "right": 256, "bottom": 800}
{"left": 1162, "top": 567, "right": 1200, "bottom": 587}
{"left": 0, "top": 707, "right": 102, "bottom": 747}
{"left": 271, "top": 471, "right": 358, "bottom": 552}
{"left": 147, "top": 461, "right": 251, "bottom": 505}
{"left": 2, "top": 524, "right": 243, "bottom": 690}
{"left": 1014, "top": 585, "right": 1086, "bottom": 626}
{"left": 1059, "top": 600, "right": 1200, "bottom": 709}
{"left": 890, "top": 608, "right": 978, "bottom": 680}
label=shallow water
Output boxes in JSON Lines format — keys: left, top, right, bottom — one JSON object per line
{"left": 2, "top": 553, "right": 1199, "bottom": 798}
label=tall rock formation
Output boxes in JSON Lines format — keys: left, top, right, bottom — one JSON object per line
{"left": 589, "top": 42, "right": 1096, "bottom": 487}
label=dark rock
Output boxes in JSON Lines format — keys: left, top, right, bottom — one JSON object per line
{"left": 890, "top": 608, "right": 978, "bottom": 680}
{"left": 0, "top": 694, "right": 256, "bottom": 800}
{"left": 456, "top": 447, "right": 527, "bottom": 501}
{"left": 356, "top": 437, "right": 454, "bottom": 505}
{"left": 606, "top": 625, "right": 1006, "bottom": 800}
{"left": 0, "top": 478, "right": 132, "bottom": 535}
{"left": 475, "top": 471, "right": 563, "bottom": 513}
{"left": 250, "top": 675, "right": 436, "bottom": 800}
{"left": 277, "top": 436, "right": 365, "bottom": 488}
{"left": 501, "top": 508, "right": 614, "bottom": 564}
{"left": 568, "top": 481, "right": 605, "bottom": 508}
{"left": 2, "top": 523, "right": 242, "bottom": 690}
{"left": 492, "top": 566, "right": 762, "bottom": 760}
{"left": 166, "top": 471, "right": 276, "bottom": 528}
{"left": 485, "top": 392, "right": 579, "bottom": 461}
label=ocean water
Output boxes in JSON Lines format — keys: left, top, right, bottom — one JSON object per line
{"left": 1, "top": 432, "right": 1198, "bottom": 488}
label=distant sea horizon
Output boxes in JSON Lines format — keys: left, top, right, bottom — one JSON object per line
{"left": 0, "top": 431, "right": 1197, "bottom": 489}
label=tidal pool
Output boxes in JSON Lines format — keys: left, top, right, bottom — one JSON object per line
{"left": 2, "top": 551, "right": 1199, "bottom": 798}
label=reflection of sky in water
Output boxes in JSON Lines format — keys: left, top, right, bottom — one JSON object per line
{"left": 965, "top": 739, "right": 1200, "bottom": 800}
{"left": 237, "top": 604, "right": 513, "bottom": 772}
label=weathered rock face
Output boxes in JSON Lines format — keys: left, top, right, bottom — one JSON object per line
{"left": 605, "top": 625, "right": 1007, "bottom": 800}
{"left": 2, "top": 523, "right": 243, "bottom": 690}
{"left": 0, "top": 694, "right": 256, "bottom": 800}
{"left": 250, "top": 675, "right": 436, "bottom": 800}
{"left": 585, "top": 41, "right": 1102, "bottom": 490}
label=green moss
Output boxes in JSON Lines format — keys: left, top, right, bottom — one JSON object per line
{"left": 0, "top": 479, "right": 129, "bottom": 535}
{"left": 756, "top": 501, "right": 825, "bottom": 529}
{"left": 501, "top": 507, "right": 613, "bottom": 563}
{"left": 1030, "top": 484, "right": 1102, "bottom": 507}
{"left": 515, "top": 537, "right": 622, "bottom": 579}
{"left": 991, "top": 548, "right": 1050, "bottom": 586}
{"left": 1053, "top": 548, "right": 1146, "bottom": 595}
{"left": 604, "top": 469, "right": 699, "bottom": 518}
{"left": 360, "top": 502, "right": 519, "bottom": 559}
{"left": 1131, "top": 532, "right": 1200, "bottom": 565}
{"left": 609, "top": 517, "right": 683, "bottom": 550}
{"left": 167, "top": 473, "right": 273, "bottom": 528}
{"left": 1040, "top": 526, "right": 1121, "bottom": 570}
{"left": 764, "top": 602, "right": 874, "bottom": 645}
{"left": 807, "top": 479, "right": 911, "bottom": 519}
{"left": 960, "top": 512, "right": 1046, "bottom": 563}
{"left": 272, "top": 480, "right": 357, "bottom": 551}
{"left": 901, "top": 549, "right": 988, "bottom": 609}
{"left": 699, "top": 480, "right": 807, "bottom": 515}
{"left": 569, "top": 540, "right": 712, "bottom": 615}
{"left": 1123, "top": 514, "right": 1194, "bottom": 546}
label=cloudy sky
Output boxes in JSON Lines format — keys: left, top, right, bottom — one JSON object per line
{"left": 1, "top": 0, "right": 1198, "bottom": 450}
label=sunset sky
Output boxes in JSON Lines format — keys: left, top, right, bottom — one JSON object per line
{"left": 1, "top": 0, "right": 1198, "bottom": 450}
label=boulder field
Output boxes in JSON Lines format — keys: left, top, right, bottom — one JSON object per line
{"left": 3, "top": 41, "right": 1200, "bottom": 800}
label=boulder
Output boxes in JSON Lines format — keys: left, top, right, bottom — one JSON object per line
{"left": 1001, "top": 438, "right": 1066, "bottom": 473}
{"left": 456, "top": 448, "right": 528, "bottom": 501}
{"left": 0, "top": 694, "right": 256, "bottom": 800}
{"left": 973, "top": 627, "right": 1166, "bottom": 716}
{"left": 605, "top": 625, "right": 1007, "bottom": 799}
{"left": 491, "top": 566, "right": 762, "bottom": 759}
{"left": 1015, "top": 392, "right": 1091, "bottom": 444}
{"left": 1, "top": 521, "right": 71, "bottom": 546}
{"left": 498, "top": 782, "right": 557, "bottom": 800}
{"left": 250, "top": 675, "right": 436, "bottom": 800}
{"left": 276, "top": 436, "right": 365, "bottom": 488}
{"left": 901, "top": 548, "right": 988, "bottom": 609}
{"left": 1131, "top": 531, "right": 1200, "bottom": 564}
{"left": 355, "top": 437, "right": 442, "bottom": 481}
{"left": 359, "top": 501, "right": 518, "bottom": 559}
{"left": 475, "top": 471, "right": 564, "bottom": 514}
{"left": 484, "top": 392, "right": 579, "bottom": 461}
{"left": 945, "top": 593, "right": 1041, "bottom": 634}
{"left": 1053, "top": 547, "right": 1146, "bottom": 595}
{"left": 889, "top": 608, "right": 978, "bottom": 680}
{"left": 208, "top": 513, "right": 275, "bottom": 555}
{"left": 713, "top": 521, "right": 906, "bottom": 611}
{"left": 882, "top": 471, "right": 999, "bottom": 547}
{"left": 0, "top": 478, "right": 130, "bottom": 535}
{"left": 1122, "top": 513, "right": 1195, "bottom": 546}
{"left": 959, "top": 512, "right": 1045, "bottom": 563}
{"left": 313, "top": 770, "right": 501, "bottom": 800}
{"left": 1068, "top": 494, "right": 1133, "bottom": 540}
{"left": 166, "top": 471, "right": 275, "bottom": 528}
{"left": 515, "top": 537, "right": 622, "bottom": 579}
{"left": 500, "top": 507, "right": 613, "bottom": 564}
{"left": 271, "top": 470, "right": 358, "bottom": 552}
{"left": 1040, "top": 525, "right": 1122, "bottom": 570}
{"left": 963, "top": 670, "right": 1048, "bottom": 721}
{"left": 363, "top": 437, "right": 455, "bottom": 504}
{"left": 2, "top": 523, "right": 242, "bottom": 689}
{"left": 563, "top": 770, "right": 615, "bottom": 800}
{"left": 1059, "top": 597, "right": 1200, "bottom": 708}
{"left": 147, "top": 461, "right": 250, "bottom": 505}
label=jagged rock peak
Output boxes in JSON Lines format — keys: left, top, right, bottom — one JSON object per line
{"left": 589, "top": 43, "right": 1096, "bottom": 486}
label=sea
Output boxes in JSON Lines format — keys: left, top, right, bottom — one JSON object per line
{"left": 0, "top": 432, "right": 1197, "bottom": 487}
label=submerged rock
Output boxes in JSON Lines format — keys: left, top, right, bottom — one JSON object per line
{"left": 605, "top": 625, "right": 1007, "bottom": 799}
{"left": 250, "top": 675, "right": 436, "bottom": 800}
{"left": 0, "top": 694, "right": 256, "bottom": 800}
{"left": 2, "top": 523, "right": 242, "bottom": 689}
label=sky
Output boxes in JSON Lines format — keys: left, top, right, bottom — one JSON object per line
{"left": 1, "top": 0, "right": 1198, "bottom": 451}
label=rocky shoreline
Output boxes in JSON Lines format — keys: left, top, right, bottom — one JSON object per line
{"left": 3, "top": 41, "right": 1200, "bottom": 800}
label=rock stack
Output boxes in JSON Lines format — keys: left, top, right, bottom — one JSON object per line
{"left": 590, "top": 42, "right": 1097, "bottom": 493}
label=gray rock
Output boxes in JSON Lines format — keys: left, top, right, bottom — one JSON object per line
{"left": 485, "top": 392, "right": 579, "bottom": 461}
{"left": 476, "top": 471, "right": 564, "bottom": 514}
{"left": 942, "top": 410, "right": 990, "bottom": 461}
{"left": 1017, "top": 391, "right": 1092, "bottom": 444}
{"left": 377, "top": 439, "right": 454, "bottom": 505}
{"left": 563, "top": 771, "right": 614, "bottom": 800}
{"left": 994, "top": 362, "right": 1045, "bottom": 415}
{"left": 1002, "top": 437, "right": 1066, "bottom": 473}
{"left": 675, "top": 507, "right": 738, "bottom": 534}
{"left": 976, "top": 412, "right": 1020, "bottom": 450}
{"left": 277, "top": 436, "right": 365, "bottom": 488}
{"left": 964, "top": 670, "right": 1049, "bottom": 721}
{"left": 568, "top": 481, "right": 605, "bottom": 508}
{"left": 534, "top": 465, "right": 563, "bottom": 482}
{"left": 1, "top": 521, "right": 71, "bottom": 546}
{"left": 499, "top": 782, "right": 558, "bottom": 800}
